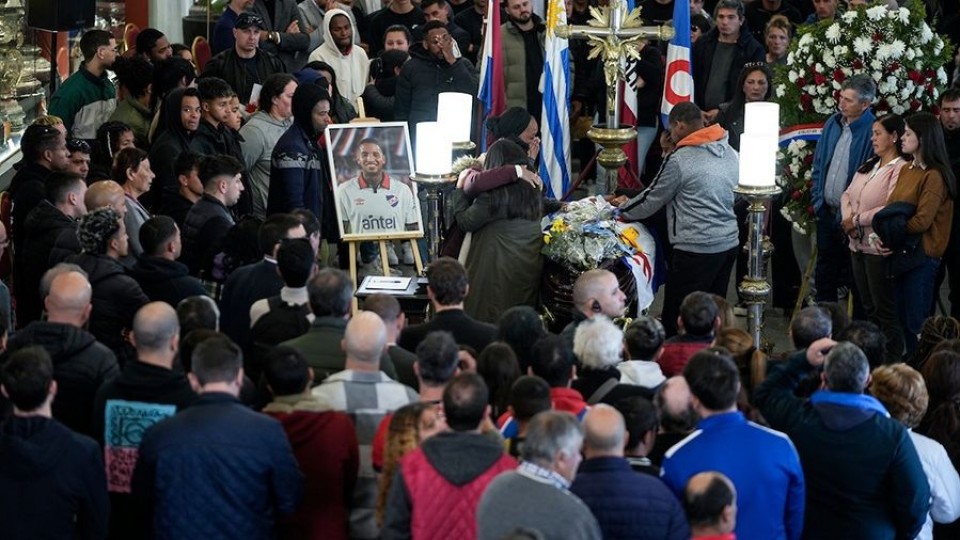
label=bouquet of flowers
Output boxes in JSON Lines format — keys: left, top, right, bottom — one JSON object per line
{"left": 779, "top": 140, "right": 816, "bottom": 234}
{"left": 542, "top": 197, "right": 637, "bottom": 271}
{"left": 774, "top": 0, "right": 953, "bottom": 233}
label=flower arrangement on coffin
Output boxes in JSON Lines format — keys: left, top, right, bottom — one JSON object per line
{"left": 542, "top": 197, "right": 637, "bottom": 272}
{"left": 773, "top": 0, "right": 953, "bottom": 234}
{"left": 539, "top": 197, "right": 659, "bottom": 327}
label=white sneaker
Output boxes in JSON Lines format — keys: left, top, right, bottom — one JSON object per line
{"left": 400, "top": 242, "right": 415, "bottom": 265}
{"left": 387, "top": 246, "right": 399, "bottom": 266}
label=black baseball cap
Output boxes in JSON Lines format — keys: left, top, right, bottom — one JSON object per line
{"left": 235, "top": 13, "right": 265, "bottom": 30}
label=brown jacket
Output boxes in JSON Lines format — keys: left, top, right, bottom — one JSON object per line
{"left": 887, "top": 164, "right": 954, "bottom": 258}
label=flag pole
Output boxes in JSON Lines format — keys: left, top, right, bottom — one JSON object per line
{"left": 557, "top": 0, "right": 674, "bottom": 193}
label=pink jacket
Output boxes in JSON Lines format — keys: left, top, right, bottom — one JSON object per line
{"left": 841, "top": 157, "right": 906, "bottom": 255}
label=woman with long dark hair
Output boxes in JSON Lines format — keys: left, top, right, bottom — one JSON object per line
{"left": 715, "top": 62, "right": 773, "bottom": 151}
{"left": 886, "top": 112, "right": 957, "bottom": 355}
{"left": 452, "top": 139, "right": 544, "bottom": 322}
{"left": 477, "top": 342, "right": 522, "bottom": 420}
{"left": 841, "top": 114, "right": 908, "bottom": 362}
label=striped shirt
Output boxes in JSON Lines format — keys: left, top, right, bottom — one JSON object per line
{"left": 311, "top": 369, "right": 417, "bottom": 539}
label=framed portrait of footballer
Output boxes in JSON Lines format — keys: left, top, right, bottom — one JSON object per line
{"left": 325, "top": 122, "right": 424, "bottom": 241}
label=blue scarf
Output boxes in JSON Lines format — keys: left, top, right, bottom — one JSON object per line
{"left": 809, "top": 390, "right": 890, "bottom": 418}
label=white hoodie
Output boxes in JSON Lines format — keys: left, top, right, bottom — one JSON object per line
{"left": 617, "top": 360, "right": 666, "bottom": 389}
{"left": 307, "top": 8, "right": 369, "bottom": 107}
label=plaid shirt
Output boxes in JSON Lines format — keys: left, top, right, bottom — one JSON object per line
{"left": 311, "top": 369, "right": 417, "bottom": 539}
{"left": 517, "top": 460, "right": 571, "bottom": 491}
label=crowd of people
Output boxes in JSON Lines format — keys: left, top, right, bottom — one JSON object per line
{"left": 6, "top": 255, "right": 960, "bottom": 539}
{"left": 2, "top": 0, "right": 960, "bottom": 538}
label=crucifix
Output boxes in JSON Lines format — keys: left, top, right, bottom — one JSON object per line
{"left": 557, "top": 0, "right": 674, "bottom": 191}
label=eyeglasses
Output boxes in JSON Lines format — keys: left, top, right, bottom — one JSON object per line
{"left": 67, "top": 138, "right": 91, "bottom": 153}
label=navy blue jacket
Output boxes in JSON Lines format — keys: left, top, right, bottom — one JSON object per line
{"left": 132, "top": 392, "right": 304, "bottom": 540}
{"left": 268, "top": 124, "right": 326, "bottom": 225}
{"left": 571, "top": 456, "right": 689, "bottom": 540}
{"left": 0, "top": 416, "right": 109, "bottom": 540}
{"left": 755, "top": 354, "right": 930, "bottom": 540}
{"left": 219, "top": 258, "right": 284, "bottom": 350}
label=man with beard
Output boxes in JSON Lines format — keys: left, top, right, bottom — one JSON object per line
{"left": 336, "top": 138, "right": 419, "bottom": 235}
{"left": 49, "top": 29, "right": 118, "bottom": 141}
{"left": 395, "top": 21, "right": 478, "bottom": 138}
{"left": 501, "top": 0, "right": 545, "bottom": 124}
{"left": 268, "top": 84, "right": 333, "bottom": 236}
{"left": 307, "top": 10, "right": 369, "bottom": 107}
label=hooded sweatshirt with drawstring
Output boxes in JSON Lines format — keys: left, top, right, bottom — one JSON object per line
{"left": 307, "top": 8, "right": 369, "bottom": 106}
{"left": 619, "top": 123, "right": 739, "bottom": 254}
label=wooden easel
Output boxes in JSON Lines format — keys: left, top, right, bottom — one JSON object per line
{"left": 346, "top": 101, "right": 425, "bottom": 311}
{"left": 347, "top": 235, "right": 425, "bottom": 312}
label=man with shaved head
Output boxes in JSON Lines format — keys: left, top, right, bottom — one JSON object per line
{"left": 4, "top": 269, "right": 118, "bottom": 436}
{"left": 571, "top": 404, "right": 690, "bottom": 539}
{"left": 92, "top": 301, "right": 195, "bottom": 538}
{"left": 86, "top": 180, "right": 127, "bottom": 217}
{"left": 48, "top": 180, "right": 127, "bottom": 266}
{"left": 313, "top": 310, "right": 417, "bottom": 539}
{"left": 561, "top": 269, "right": 627, "bottom": 350}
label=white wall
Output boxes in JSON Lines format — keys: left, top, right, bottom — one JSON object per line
{"left": 149, "top": 0, "right": 195, "bottom": 45}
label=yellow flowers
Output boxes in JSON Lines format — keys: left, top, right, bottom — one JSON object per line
{"left": 619, "top": 227, "right": 642, "bottom": 251}
{"left": 550, "top": 219, "right": 569, "bottom": 234}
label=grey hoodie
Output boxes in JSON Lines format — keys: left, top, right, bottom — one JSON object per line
{"left": 239, "top": 110, "right": 294, "bottom": 219}
{"left": 620, "top": 123, "right": 739, "bottom": 254}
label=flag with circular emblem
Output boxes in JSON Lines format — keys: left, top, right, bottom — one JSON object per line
{"left": 660, "top": 1, "right": 693, "bottom": 125}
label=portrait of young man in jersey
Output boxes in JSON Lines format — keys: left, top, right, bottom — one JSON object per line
{"left": 334, "top": 137, "right": 420, "bottom": 236}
